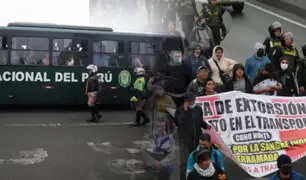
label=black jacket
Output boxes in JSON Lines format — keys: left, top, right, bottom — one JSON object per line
{"left": 298, "top": 58, "right": 306, "bottom": 89}
{"left": 174, "top": 105, "right": 209, "bottom": 143}
{"left": 226, "top": 64, "right": 253, "bottom": 93}
{"left": 187, "top": 163, "right": 226, "bottom": 180}
{"left": 86, "top": 75, "right": 100, "bottom": 93}
{"left": 263, "top": 36, "right": 282, "bottom": 59}
{"left": 183, "top": 53, "right": 210, "bottom": 83}
{"left": 277, "top": 69, "right": 299, "bottom": 96}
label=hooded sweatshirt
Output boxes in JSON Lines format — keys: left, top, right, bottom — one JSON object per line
{"left": 245, "top": 42, "right": 271, "bottom": 83}
{"left": 207, "top": 46, "right": 237, "bottom": 85}
{"left": 226, "top": 64, "right": 253, "bottom": 93}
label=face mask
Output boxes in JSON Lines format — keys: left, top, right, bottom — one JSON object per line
{"left": 257, "top": 48, "right": 264, "bottom": 57}
{"left": 174, "top": 56, "right": 182, "bottom": 63}
{"left": 280, "top": 165, "right": 292, "bottom": 175}
{"left": 281, "top": 64, "right": 288, "bottom": 70}
{"left": 189, "top": 103, "right": 196, "bottom": 109}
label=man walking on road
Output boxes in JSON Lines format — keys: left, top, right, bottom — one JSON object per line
{"left": 174, "top": 93, "right": 210, "bottom": 180}
{"left": 200, "top": 0, "right": 226, "bottom": 45}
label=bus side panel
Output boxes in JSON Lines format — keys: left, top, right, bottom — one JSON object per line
{"left": 97, "top": 68, "right": 135, "bottom": 106}
{"left": 0, "top": 66, "right": 135, "bottom": 105}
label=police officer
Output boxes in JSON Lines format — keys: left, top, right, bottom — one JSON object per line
{"left": 271, "top": 32, "right": 300, "bottom": 72}
{"left": 176, "top": 0, "right": 197, "bottom": 39}
{"left": 130, "top": 67, "right": 150, "bottom": 126}
{"left": 85, "top": 64, "right": 102, "bottom": 123}
{"left": 297, "top": 44, "right": 306, "bottom": 96}
{"left": 200, "top": 0, "right": 226, "bottom": 45}
{"left": 263, "top": 21, "right": 282, "bottom": 59}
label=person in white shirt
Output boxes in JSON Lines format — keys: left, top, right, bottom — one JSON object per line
{"left": 207, "top": 45, "right": 237, "bottom": 92}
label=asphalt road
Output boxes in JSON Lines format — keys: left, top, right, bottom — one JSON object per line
{"left": 1, "top": 2, "right": 306, "bottom": 180}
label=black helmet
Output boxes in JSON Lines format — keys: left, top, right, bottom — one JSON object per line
{"left": 268, "top": 21, "right": 282, "bottom": 37}
{"left": 302, "top": 44, "right": 306, "bottom": 57}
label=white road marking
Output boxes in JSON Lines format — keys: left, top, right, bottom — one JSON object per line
{"left": 0, "top": 148, "right": 48, "bottom": 165}
{"left": 87, "top": 142, "right": 141, "bottom": 154}
{"left": 245, "top": 1, "right": 306, "bottom": 29}
{"left": 126, "top": 148, "right": 140, "bottom": 154}
{"left": 4, "top": 122, "right": 134, "bottom": 127}
{"left": 108, "top": 159, "right": 146, "bottom": 175}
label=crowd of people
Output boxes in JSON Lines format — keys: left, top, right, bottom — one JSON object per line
{"left": 127, "top": 20, "right": 306, "bottom": 179}
{"left": 88, "top": 1, "right": 306, "bottom": 179}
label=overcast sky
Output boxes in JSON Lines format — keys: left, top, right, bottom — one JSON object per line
{"left": 0, "top": 0, "right": 89, "bottom": 26}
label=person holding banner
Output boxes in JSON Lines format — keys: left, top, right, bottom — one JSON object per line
{"left": 269, "top": 154, "right": 305, "bottom": 180}
{"left": 186, "top": 133, "right": 224, "bottom": 178}
{"left": 253, "top": 63, "right": 282, "bottom": 96}
{"left": 174, "top": 93, "right": 210, "bottom": 180}
{"left": 187, "top": 148, "right": 227, "bottom": 180}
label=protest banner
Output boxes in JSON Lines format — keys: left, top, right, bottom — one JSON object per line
{"left": 196, "top": 91, "right": 306, "bottom": 178}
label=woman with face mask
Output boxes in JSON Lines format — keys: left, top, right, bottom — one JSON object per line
{"left": 245, "top": 42, "right": 271, "bottom": 83}
{"left": 277, "top": 57, "right": 300, "bottom": 96}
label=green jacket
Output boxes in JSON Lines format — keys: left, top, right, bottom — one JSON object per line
{"left": 133, "top": 76, "right": 146, "bottom": 91}
{"left": 201, "top": 4, "right": 222, "bottom": 27}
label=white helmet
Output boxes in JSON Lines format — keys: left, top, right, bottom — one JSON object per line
{"left": 86, "top": 64, "right": 98, "bottom": 73}
{"left": 135, "top": 67, "right": 145, "bottom": 76}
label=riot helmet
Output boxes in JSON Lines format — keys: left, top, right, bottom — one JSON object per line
{"left": 86, "top": 64, "right": 98, "bottom": 76}
{"left": 281, "top": 31, "right": 294, "bottom": 47}
{"left": 268, "top": 21, "right": 282, "bottom": 37}
{"left": 135, "top": 67, "right": 145, "bottom": 76}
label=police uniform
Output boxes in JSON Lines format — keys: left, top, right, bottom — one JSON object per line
{"left": 200, "top": 3, "right": 226, "bottom": 45}
{"left": 85, "top": 64, "right": 102, "bottom": 122}
{"left": 271, "top": 32, "right": 300, "bottom": 72}
{"left": 176, "top": 0, "right": 196, "bottom": 39}
{"left": 130, "top": 68, "right": 150, "bottom": 126}
{"left": 297, "top": 44, "right": 306, "bottom": 95}
{"left": 263, "top": 21, "right": 282, "bottom": 59}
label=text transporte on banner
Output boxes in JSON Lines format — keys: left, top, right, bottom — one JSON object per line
{"left": 195, "top": 91, "right": 306, "bottom": 178}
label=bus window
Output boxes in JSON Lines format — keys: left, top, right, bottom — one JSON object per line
{"left": 0, "top": 36, "right": 8, "bottom": 65}
{"left": 129, "top": 42, "right": 155, "bottom": 70}
{"left": 93, "top": 40, "right": 125, "bottom": 68}
{"left": 11, "top": 37, "right": 49, "bottom": 65}
{"left": 52, "top": 39, "right": 89, "bottom": 67}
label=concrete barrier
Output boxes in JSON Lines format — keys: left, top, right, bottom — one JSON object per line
{"left": 256, "top": 0, "right": 306, "bottom": 19}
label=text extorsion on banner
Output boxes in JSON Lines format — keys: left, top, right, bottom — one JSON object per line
{"left": 196, "top": 91, "right": 306, "bottom": 178}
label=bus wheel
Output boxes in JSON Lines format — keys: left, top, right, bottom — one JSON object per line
{"left": 232, "top": 3, "right": 244, "bottom": 13}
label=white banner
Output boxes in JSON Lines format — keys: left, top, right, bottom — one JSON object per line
{"left": 196, "top": 91, "right": 306, "bottom": 177}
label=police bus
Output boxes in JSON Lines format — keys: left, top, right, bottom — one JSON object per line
{"left": 0, "top": 22, "right": 183, "bottom": 105}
